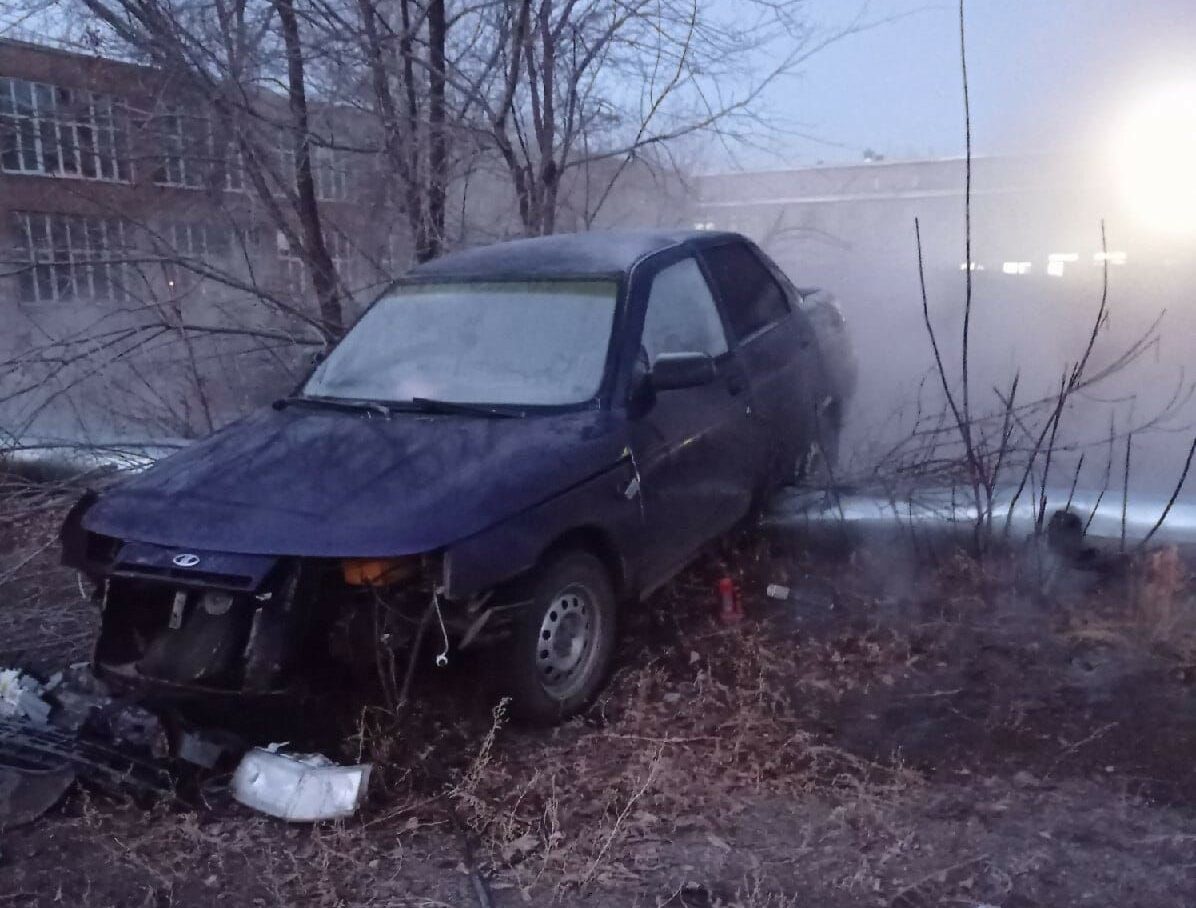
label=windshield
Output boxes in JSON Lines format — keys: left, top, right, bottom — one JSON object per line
{"left": 304, "top": 280, "right": 618, "bottom": 407}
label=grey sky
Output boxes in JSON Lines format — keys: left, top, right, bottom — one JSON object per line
{"left": 751, "top": 0, "right": 1196, "bottom": 166}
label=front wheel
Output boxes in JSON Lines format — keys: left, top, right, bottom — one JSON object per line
{"left": 504, "top": 551, "right": 617, "bottom": 724}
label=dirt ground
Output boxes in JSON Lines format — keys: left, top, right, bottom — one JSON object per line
{"left": 2, "top": 503, "right": 1196, "bottom": 907}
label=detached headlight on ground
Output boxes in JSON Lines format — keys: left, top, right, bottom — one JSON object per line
{"left": 232, "top": 747, "right": 372, "bottom": 822}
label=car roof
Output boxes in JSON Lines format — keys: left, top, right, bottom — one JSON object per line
{"left": 407, "top": 229, "right": 743, "bottom": 280}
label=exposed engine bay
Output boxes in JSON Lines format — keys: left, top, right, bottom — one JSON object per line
{"left": 65, "top": 516, "right": 518, "bottom": 703}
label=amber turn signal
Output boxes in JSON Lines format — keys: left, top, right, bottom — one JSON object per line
{"left": 341, "top": 557, "right": 418, "bottom": 587}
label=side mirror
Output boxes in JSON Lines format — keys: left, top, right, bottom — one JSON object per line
{"left": 650, "top": 352, "right": 716, "bottom": 391}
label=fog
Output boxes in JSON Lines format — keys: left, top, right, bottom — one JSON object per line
{"left": 735, "top": 153, "right": 1196, "bottom": 500}
{"left": 700, "top": 0, "right": 1196, "bottom": 504}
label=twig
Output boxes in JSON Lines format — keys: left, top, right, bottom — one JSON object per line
{"left": 888, "top": 853, "right": 990, "bottom": 907}
{"left": 1086, "top": 414, "right": 1117, "bottom": 535}
{"left": 914, "top": 218, "right": 981, "bottom": 540}
{"left": 1137, "top": 435, "right": 1196, "bottom": 551}
{"left": 1065, "top": 453, "right": 1085, "bottom": 512}
{"left": 397, "top": 597, "right": 435, "bottom": 711}
{"left": 594, "top": 733, "right": 718, "bottom": 745}
{"left": 1121, "top": 433, "right": 1133, "bottom": 553}
{"left": 0, "top": 536, "right": 58, "bottom": 586}
{"left": 580, "top": 747, "right": 663, "bottom": 887}
{"left": 1036, "top": 371, "right": 1070, "bottom": 532}
{"left": 957, "top": 0, "right": 980, "bottom": 544}
{"left": 1045, "top": 721, "right": 1118, "bottom": 778}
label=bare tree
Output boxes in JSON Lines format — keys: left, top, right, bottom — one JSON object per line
{"left": 2, "top": 0, "right": 851, "bottom": 444}
{"left": 450, "top": 0, "right": 846, "bottom": 236}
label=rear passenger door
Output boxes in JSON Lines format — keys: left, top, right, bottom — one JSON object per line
{"left": 698, "top": 240, "right": 816, "bottom": 488}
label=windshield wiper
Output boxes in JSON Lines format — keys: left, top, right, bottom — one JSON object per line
{"left": 276, "top": 395, "right": 392, "bottom": 418}
{"left": 409, "top": 397, "right": 524, "bottom": 418}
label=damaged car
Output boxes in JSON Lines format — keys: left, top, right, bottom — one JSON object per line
{"left": 60, "top": 230, "right": 853, "bottom": 723}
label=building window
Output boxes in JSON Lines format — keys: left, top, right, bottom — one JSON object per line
{"left": 1002, "top": 261, "right": 1032, "bottom": 275}
{"left": 11, "top": 212, "right": 129, "bottom": 303}
{"left": 154, "top": 109, "right": 243, "bottom": 192}
{"left": 153, "top": 221, "right": 238, "bottom": 295}
{"left": 0, "top": 78, "right": 130, "bottom": 181}
{"left": 278, "top": 145, "right": 350, "bottom": 201}
{"left": 224, "top": 147, "right": 244, "bottom": 192}
{"left": 277, "top": 229, "right": 354, "bottom": 296}
{"left": 165, "top": 222, "right": 233, "bottom": 259}
{"left": 1046, "top": 252, "right": 1079, "bottom": 278}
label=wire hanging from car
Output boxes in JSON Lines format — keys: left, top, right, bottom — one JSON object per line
{"left": 432, "top": 589, "right": 450, "bottom": 667}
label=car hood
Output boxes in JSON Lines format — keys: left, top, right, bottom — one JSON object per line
{"left": 83, "top": 406, "right": 628, "bottom": 556}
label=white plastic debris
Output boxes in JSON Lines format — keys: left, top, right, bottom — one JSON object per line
{"left": 232, "top": 745, "right": 371, "bottom": 822}
{"left": 766, "top": 581, "right": 837, "bottom": 610}
{"left": 177, "top": 729, "right": 228, "bottom": 769}
{"left": 0, "top": 668, "right": 51, "bottom": 725}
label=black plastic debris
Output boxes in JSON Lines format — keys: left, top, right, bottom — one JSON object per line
{"left": 43, "top": 663, "right": 113, "bottom": 733}
{"left": 0, "top": 717, "right": 175, "bottom": 799}
{"left": 0, "top": 765, "right": 75, "bottom": 831}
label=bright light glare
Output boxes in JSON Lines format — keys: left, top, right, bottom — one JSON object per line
{"left": 1112, "top": 81, "right": 1196, "bottom": 236}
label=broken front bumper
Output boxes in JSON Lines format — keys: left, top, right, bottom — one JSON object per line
{"left": 80, "top": 538, "right": 458, "bottom": 704}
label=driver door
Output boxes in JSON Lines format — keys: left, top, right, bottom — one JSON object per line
{"left": 627, "top": 253, "right": 762, "bottom": 591}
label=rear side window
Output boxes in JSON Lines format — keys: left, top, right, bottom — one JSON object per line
{"left": 701, "top": 242, "right": 790, "bottom": 341}
{"left": 640, "top": 257, "right": 729, "bottom": 364}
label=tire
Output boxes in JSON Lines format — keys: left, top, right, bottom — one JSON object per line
{"left": 503, "top": 550, "right": 617, "bottom": 724}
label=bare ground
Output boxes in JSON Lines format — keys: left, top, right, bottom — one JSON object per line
{"left": 2, "top": 499, "right": 1195, "bottom": 907}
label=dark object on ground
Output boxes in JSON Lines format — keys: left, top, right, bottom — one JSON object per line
{"left": 62, "top": 230, "right": 852, "bottom": 724}
{"left": 0, "top": 765, "right": 75, "bottom": 830}
{"left": 0, "top": 717, "right": 175, "bottom": 798}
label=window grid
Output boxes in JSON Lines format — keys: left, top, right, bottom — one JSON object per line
{"left": 0, "top": 78, "right": 129, "bottom": 181}
{"left": 12, "top": 212, "right": 130, "bottom": 304}
{"left": 278, "top": 145, "right": 350, "bottom": 202}
{"left": 165, "top": 222, "right": 234, "bottom": 259}
{"left": 277, "top": 229, "right": 354, "bottom": 296}
{"left": 155, "top": 109, "right": 244, "bottom": 192}
{"left": 156, "top": 221, "right": 243, "bottom": 297}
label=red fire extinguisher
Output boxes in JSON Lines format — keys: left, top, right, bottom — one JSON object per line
{"left": 717, "top": 575, "right": 743, "bottom": 625}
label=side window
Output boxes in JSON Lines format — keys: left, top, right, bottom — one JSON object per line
{"left": 701, "top": 242, "right": 790, "bottom": 341}
{"left": 641, "top": 257, "right": 729, "bottom": 364}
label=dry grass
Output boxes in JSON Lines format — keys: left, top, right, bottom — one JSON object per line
{"left": 1062, "top": 545, "right": 1196, "bottom": 664}
{"left": 0, "top": 477, "right": 93, "bottom": 672}
{"left": 5, "top": 498, "right": 1196, "bottom": 905}
{"left": 353, "top": 575, "right": 926, "bottom": 901}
